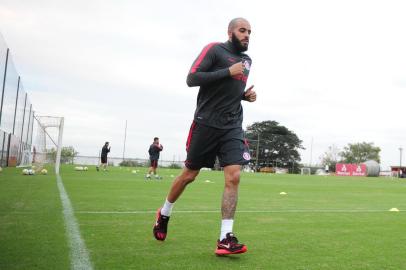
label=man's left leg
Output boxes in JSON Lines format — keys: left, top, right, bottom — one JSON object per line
{"left": 153, "top": 162, "right": 160, "bottom": 179}
{"left": 215, "top": 164, "right": 247, "bottom": 255}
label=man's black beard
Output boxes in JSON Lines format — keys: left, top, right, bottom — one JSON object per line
{"left": 231, "top": 33, "right": 248, "bottom": 52}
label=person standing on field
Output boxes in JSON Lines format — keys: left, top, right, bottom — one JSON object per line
{"left": 98, "top": 142, "right": 110, "bottom": 171}
{"left": 146, "top": 137, "right": 163, "bottom": 179}
{"left": 153, "top": 17, "right": 256, "bottom": 256}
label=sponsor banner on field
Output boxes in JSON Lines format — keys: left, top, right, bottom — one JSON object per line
{"left": 336, "top": 163, "right": 351, "bottom": 176}
{"left": 336, "top": 163, "right": 366, "bottom": 176}
{"left": 352, "top": 164, "right": 367, "bottom": 176}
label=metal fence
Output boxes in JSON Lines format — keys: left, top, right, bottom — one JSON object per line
{"left": 0, "top": 33, "right": 34, "bottom": 167}
{"left": 73, "top": 155, "right": 184, "bottom": 168}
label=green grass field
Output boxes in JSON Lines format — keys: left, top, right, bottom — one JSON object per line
{"left": 1, "top": 165, "right": 406, "bottom": 270}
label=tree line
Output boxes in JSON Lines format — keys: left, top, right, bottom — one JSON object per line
{"left": 245, "top": 120, "right": 381, "bottom": 173}
{"left": 50, "top": 120, "right": 381, "bottom": 173}
{"left": 320, "top": 143, "right": 381, "bottom": 172}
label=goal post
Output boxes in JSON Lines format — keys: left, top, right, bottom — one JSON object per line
{"left": 55, "top": 117, "right": 64, "bottom": 174}
{"left": 32, "top": 115, "right": 64, "bottom": 175}
{"left": 301, "top": 167, "right": 311, "bottom": 175}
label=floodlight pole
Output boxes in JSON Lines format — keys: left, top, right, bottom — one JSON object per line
{"left": 0, "top": 49, "right": 9, "bottom": 127}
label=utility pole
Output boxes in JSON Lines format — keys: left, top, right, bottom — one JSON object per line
{"left": 256, "top": 133, "right": 260, "bottom": 168}
{"left": 399, "top": 147, "right": 403, "bottom": 178}
{"left": 309, "top": 137, "right": 313, "bottom": 167}
{"left": 122, "top": 120, "right": 127, "bottom": 161}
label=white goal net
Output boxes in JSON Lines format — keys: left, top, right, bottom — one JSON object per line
{"left": 32, "top": 115, "right": 64, "bottom": 174}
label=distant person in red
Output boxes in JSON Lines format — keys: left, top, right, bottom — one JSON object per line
{"left": 97, "top": 142, "right": 110, "bottom": 171}
{"left": 146, "top": 137, "right": 163, "bottom": 179}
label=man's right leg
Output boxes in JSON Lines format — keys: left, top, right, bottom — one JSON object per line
{"left": 153, "top": 168, "right": 199, "bottom": 241}
{"left": 146, "top": 160, "right": 156, "bottom": 179}
{"left": 167, "top": 168, "right": 199, "bottom": 202}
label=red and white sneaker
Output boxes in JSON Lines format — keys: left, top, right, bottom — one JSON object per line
{"left": 215, "top": 233, "right": 247, "bottom": 255}
{"left": 153, "top": 208, "right": 170, "bottom": 241}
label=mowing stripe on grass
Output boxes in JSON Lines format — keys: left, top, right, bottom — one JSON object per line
{"left": 57, "top": 175, "right": 93, "bottom": 270}
{"left": 76, "top": 209, "right": 403, "bottom": 214}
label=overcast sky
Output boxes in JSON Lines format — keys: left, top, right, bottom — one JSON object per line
{"left": 1, "top": 0, "right": 405, "bottom": 169}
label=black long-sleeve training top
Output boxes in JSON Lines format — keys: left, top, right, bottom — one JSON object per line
{"left": 149, "top": 144, "right": 163, "bottom": 160}
{"left": 187, "top": 41, "right": 252, "bottom": 129}
{"left": 101, "top": 145, "right": 110, "bottom": 158}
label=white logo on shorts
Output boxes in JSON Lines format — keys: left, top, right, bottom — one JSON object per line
{"left": 243, "top": 152, "right": 251, "bottom": 160}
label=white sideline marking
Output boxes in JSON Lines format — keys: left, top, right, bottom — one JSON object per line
{"left": 76, "top": 209, "right": 403, "bottom": 214}
{"left": 57, "top": 175, "right": 93, "bottom": 270}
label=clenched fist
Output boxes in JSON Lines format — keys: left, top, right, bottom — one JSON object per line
{"left": 229, "top": 62, "right": 244, "bottom": 76}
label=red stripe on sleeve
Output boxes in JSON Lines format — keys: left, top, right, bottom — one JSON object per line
{"left": 190, "top": 42, "right": 219, "bottom": 74}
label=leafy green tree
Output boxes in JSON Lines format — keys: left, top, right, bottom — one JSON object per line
{"left": 49, "top": 146, "right": 78, "bottom": 164}
{"left": 320, "top": 145, "right": 340, "bottom": 172}
{"left": 245, "top": 120, "right": 304, "bottom": 172}
{"left": 340, "top": 142, "right": 381, "bottom": 163}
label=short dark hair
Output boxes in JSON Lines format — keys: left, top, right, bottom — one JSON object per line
{"left": 154, "top": 137, "right": 159, "bottom": 141}
{"left": 105, "top": 141, "right": 109, "bottom": 145}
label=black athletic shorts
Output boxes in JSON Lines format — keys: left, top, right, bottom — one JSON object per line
{"left": 101, "top": 156, "right": 107, "bottom": 164}
{"left": 150, "top": 159, "right": 158, "bottom": 168}
{"left": 184, "top": 121, "right": 251, "bottom": 170}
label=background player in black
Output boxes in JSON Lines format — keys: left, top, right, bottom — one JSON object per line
{"left": 98, "top": 142, "right": 110, "bottom": 171}
{"left": 146, "top": 137, "right": 163, "bottom": 180}
{"left": 153, "top": 18, "right": 256, "bottom": 255}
